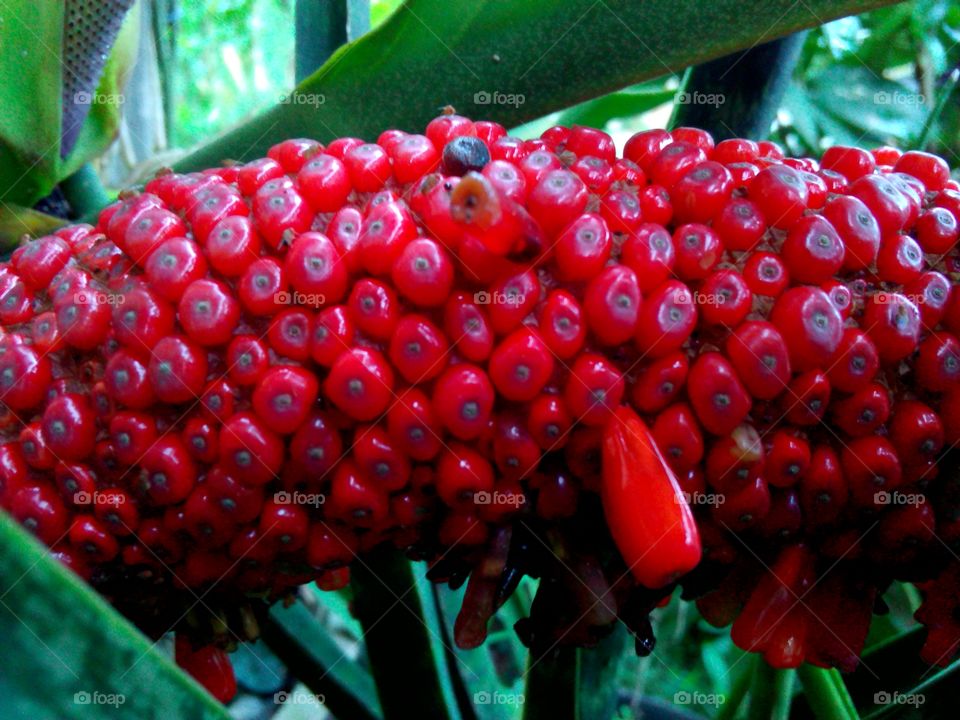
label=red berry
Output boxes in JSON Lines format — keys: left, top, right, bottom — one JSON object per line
{"left": 672, "top": 224, "right": 722, "bottom": 280}
{"left": 915, "top": 207, "right": 958, "bottom": 254}
{"left": 179, "top": 279, "right": 240, "bottom": 346}
{"left": 698, "top": 269, "right": 751, "bottom": 327}
{"left": 583, "top": 265, "right": 641, "bottom": 345}
{"left": 827, "top": 328, "right": 879, "bottom": 393}
{"left": 651, "top": 403, "right": 704, "bottom": 473}
{"left": 538, "top": 290, "right": 586, "bottom": 359}
{"left": 771, "top": 287, "right": 843, "bottom": 372}
{"left": 387, "top": 389, "right": 442, "bottom": 461}
{"left": 252, "top": 366, "right": 319, "bottom": 434}
{"left": 148, "top": 335, "right": 208, "bottom": 404}
{"left": 862, "top": 292, "right": 921, "bottom": 363}
{"left": 687, "top": 353, "right": 751, "bottom": 436}
{"left": 780, "top": 215, "right": 845, "bottom": 284}
{"left": 324, "top": 348, "right": 394, "bottom": 421}
{"left": 436, "top": 444, "right": 494, "bottom": 508}
{"left": 631, "top": 351, "right": 688, "bottom": 413}
{"left": 820, "top": 145, "right": 875, "bottom": 181}
{"left": 634, "top": 280, "right": 698, "bottom": 359}
{"left": 42, "top": 394, "right": 96, "bottom": 462}
{"left": 670, "top": 161, "right": 733, "bottom": 224}
{"left": 725, "top": 321, "right": 792, "bottom": 401}
{"left": 344, "top": 143, "right": 392, "bottom": 192}
{"left": 552, "top": 213, "right": 611, "bottom": 281}
{"left": 238, "top": 257, "right": 288, "bottom": 316}
{"left": 297, "top": 153, "right": 352, "bottom": 212}
{"left": 391, "top": 238, "right": 454, "bottom": 307}
{"left": 489, "top": 328, "right": 554, "bottom": 402}
{"left": 894, "top": 150, "right": 950, "bottom": 191}
{"left": 748, "top": 165, "right": 809, "bottom": 229}
{"left": 563, "top": 353, "right": 624, "bottom": 426}
{"left": 620, "top": 223, "right": 675, "bottom": 290}
{"left": 253, "top": 178, "right": 313, "bottom": 249}
{"left": 876, "top": 234, "right": 924, "bottom": 284}
{"left": 712, "top": 198, "right": 766, "bottom": 251}
{"left": 388, "top": 314, "right": 449, "bottom": 383}
{"left": 348, "top": 278, "right": 400, "bottom": 341}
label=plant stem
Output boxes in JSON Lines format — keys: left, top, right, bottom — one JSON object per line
{"left": 669, "top": 32, "right": 808, "bottom": 140}
{"left": 798, "top": 665, "right": 860, "bottom": 720}
{"left": 295, "top": 0, "right": 370, "bottom": 83}
{"left": 522, "top": 647, "right": 580, "bottom": 720}
{"left": 717, "top": 654, "right": 757, "bottom": 720}
{"left": 748, "top": 661, "right": 796, "bottom": 720}
{"left": 351, "top": 549, "right": 461, "bottom": 720}
{"left": 60, "top": 164, "right": 111, "bottom": 219}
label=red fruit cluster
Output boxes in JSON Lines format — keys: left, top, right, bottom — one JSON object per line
{"left": 1, "top": 111, "right": 959, "bottom": 689}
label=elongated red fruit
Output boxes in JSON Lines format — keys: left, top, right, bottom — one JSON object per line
{"left": 174, "top": 634, "right": 237, "bottom": 704}
{"left": 601, "top": 405, "right": 701, "bottom": 588}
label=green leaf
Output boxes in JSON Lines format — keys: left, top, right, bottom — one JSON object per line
{"left": 176, "top": 0, "right": 904, "bottom": 171}
{"left": 554, "top": 83, "right": 674, "bottom": 129}
{"left": 261, "top": 602, "right": 382, "bottom": 720}
{"left": 0, "top": 2, "right": 137, "bottom": 206}
{"left": 0, "top": 204, "right": 66, "bottom": 253}
{"left": 0, "top": 511, "right": 230, "bottom": 719}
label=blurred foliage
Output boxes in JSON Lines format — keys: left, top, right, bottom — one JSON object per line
{"left": 169, "top": 0, "right": 403, "bottom": 149}
{"left": 776, "top": 0, "right": 960, "bottom": 156}
{"left": 170, "top": 1, "right": 959, "bottom": 158}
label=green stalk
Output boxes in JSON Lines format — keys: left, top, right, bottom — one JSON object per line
{"left": 747, "top": 662, "right": 795, "bottom": 720}
{"left": 522, "top": 647, "right": 580, "bottom": 720}
{"left": 351, "top": 550, "right": 461, "bottom": 720}
{"left": 798, "top": 665, "right": 860, "bottom": 720}
{"left": 669, "top": 32, "right": 808, "bottom": 140}
{"left": 717, "top": 654, "right": 758, "bottom": 720}
{"left": 60, "top": 164, "right": 111, "bottom": 219}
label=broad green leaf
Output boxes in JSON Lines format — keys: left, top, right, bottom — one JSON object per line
{"left": 0, "top": 2, "right": 63, "bottom": 206}
{"left": 0, "top": 512, "right": 230, "bottom": 720}
{"left": 177, "top": 0, "right": 905, "bottom": 171}
{"left": 0, "top": 2, "right": 136, "bottom": 207}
